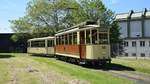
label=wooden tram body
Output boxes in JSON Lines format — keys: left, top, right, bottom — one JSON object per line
{"left": 55, "top": 22, "right": 111, "bottom": 64}
{"left": 27, "top": 37, "right": 55, "bottom": 55}
{"left": 27, "top": 21, "right": 111, "bottom": 64}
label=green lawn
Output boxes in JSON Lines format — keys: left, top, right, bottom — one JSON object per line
{"left": 0, "top": 53, "right": 135, "bottom": 84}
{"left": 112, "top": 58, "right": 150, "bottom": 75}
{"left": 32, "top": 56, "right": 135, "bottom": 84}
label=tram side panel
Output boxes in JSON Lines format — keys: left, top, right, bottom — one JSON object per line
{"left": 55, "top": 45, "right": 80, "bottom": 58}
{"left": 55, "top": 44, "right": 111, "bottom": 60}
{"left": 47, "top": 47, "right": 55, "bottom": 55}
{"left": 27, "top": 47, "right": 47, "bottom": 54}
{"left": 55, "top": 44, "right": 110, "bottom": 62}
{"left": 86, "top": 45, "right": 110, "bottom": 60}
{"left": 27, "top": 37, "right": 55, "bottom": 56}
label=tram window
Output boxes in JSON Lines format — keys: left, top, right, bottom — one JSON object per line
{"left": 62, "top": 35, "right": 65, "bottom": 45}
{"left": 73, "top": 32, "right": 77, "bottom": 44}
{"left": 31, "top": 41, "right": 34, "bottom": 47}
{"left": 28, "top": 42, "right": 30, "bottom": 47}
{"left": 86, "top": 30, "right": 91, "bottom": 44}
{"left": 65, "top": 34, "right": 68, "bottom": 45}
{"left": 52, "top": 40, "right": 54, "bottom": 46}
{"left": 56, "top": 36, "right": 59, "bottom": 45}
{"left": 38, "top": 40, "right": 45, "bottom": 47}
{"left": 48, "top": 40, "right": 54, "bottom": 47}
{"left": 69, "top": 33, "right": 72, "bottom": 44}
{"left": 48, "top": 40, "right": 52, "bottom": 47}
{"left": 80, "top": 31, "right": 85, "bottom": 44}
{"left": 99, "top": 33, "right": 108, "bottom": 44}
{"left": 59, "top": 36, "right": 61, "bottom": 45}
{"left": 31, "top": 41, "right": 35, "bottom": 47}
{"left": 92, "top": 30, "right": 98, "bottom": 44}
{"left": 31, "top": 40, "right": 45, "bottom": 47}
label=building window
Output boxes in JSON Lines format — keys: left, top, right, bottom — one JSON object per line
{"left": 140, "top": 41, "right": 145, "bottom": 47}
{"left": 125, "top": 53, "right": 128, "bottom": 56}
{"left": 132, "top": 53, "right": 136, "bottom": 57}
{"left": 132, "top": 41, "right": 136, "bottom": 47}
{"left": 141, "top": 53, "right": 145, "bottom": 57}
{"left": 124, "top": 41, "right": 128, "bottom": 47}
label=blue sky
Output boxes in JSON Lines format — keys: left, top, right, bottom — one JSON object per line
{"left": 0, "top": 0, "right": 28, "bottom": 33}
{"left": 102, "top": 0, "right": 150, "bottom": 13}
{"left": 0, "top": 0, "right": 150, "bottom": 33}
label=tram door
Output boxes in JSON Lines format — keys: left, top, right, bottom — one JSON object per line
{"left": 79, "top": 31, "right": 86, "bottom": 59}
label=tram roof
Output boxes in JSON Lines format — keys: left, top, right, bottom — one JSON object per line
{"left": 55, "top": 25, "right": 100, "bottom": 36}
{"left": 28, "top": 36, "right": 54, "bottom": 42}
{"left": 56, "top": 21, "right": 101, "bottom": 36}
{"left": 57, "top": 21, "right": 98, "bottom": 32}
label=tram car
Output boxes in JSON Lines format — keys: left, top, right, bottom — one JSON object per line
{"left": 55, "top": 21, "right": 111, "bottom": 64}
{"left": 27, "top": 36, "right": 55, "bottom": 56}
{"left": 27, "top": 21, "right": 111, "bottom": 64}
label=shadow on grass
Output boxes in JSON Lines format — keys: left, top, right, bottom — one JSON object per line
{"left": 83, "top": 63, "right": 135, "bottom": 71}
{"left": 30, "top": 54, "right": 55, "bottom": 58}
{"left": 29, "top": 54, "right": 135, "bottom": 71}
{"left": 0, "top": 55, "right": 15, "bottom": 58}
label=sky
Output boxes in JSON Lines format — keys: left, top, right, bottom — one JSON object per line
{"left": 0, "top": 0, "right": 150, "bottom": 33}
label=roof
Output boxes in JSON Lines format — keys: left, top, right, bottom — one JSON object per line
{"left": 115, "top": 13, "right": 128, "bottom": 20}
{"left": 116, "top": 9, "right": 150, "bottom": 21}
{"left": 56, "top": 21, "right": 100, "bottom": 36}
{"left": 131, "top": 12, "right": 142, "bottom": 19}
{"left": 55, "top": 25, "right": 99, "bottom": 36}
{"left": 28, "top": 36, "right": 54, "bottom": 42}
{"left": 57, "top": 21, "right": 97, "bottom": 33}
{"left": 146, "top": 11, "right": 150, "bottom": 17}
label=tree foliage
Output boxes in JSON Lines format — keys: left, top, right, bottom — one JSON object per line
{"left": 10, "top": 0, "right": 120, "bottom": 45}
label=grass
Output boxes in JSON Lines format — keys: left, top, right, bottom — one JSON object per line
{"left": 33, "top": 56, "right": 135, "bottom": 84}
{"left": 0, "top": 53, "right": 43, "bottom": 84}
{"left": 0, "top": 53, "right": 136, "bottom": 84}
{"left": 0, "top": 61, "right": 11, "bottom": 84}
{"left": 112, "top": 58, "right": 150, "bottom": 74}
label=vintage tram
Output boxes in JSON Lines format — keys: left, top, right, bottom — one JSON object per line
{"left": 55, "top": 21, "right": 111, "bottom": 64}
{"left": 27, "top": 21, "right": 111, "bottom": 64}
{"left": 27, "top": 36, "right": 55, "bottom": 55}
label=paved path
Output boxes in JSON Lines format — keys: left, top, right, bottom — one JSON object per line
{"left": 108, "top": 70, "right": 150, "bottom": 84}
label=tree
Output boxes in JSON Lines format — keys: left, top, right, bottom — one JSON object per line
{"left": 10, "top": 0, "right": 113, "bottom": 38}
{"left": 110, "top": 21, "right": 122, "bottom": 57}
{"left": 10, "top": 0, "right": 121, "bottom": 56}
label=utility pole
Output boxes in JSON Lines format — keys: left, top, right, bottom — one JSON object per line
{"left": 136, "top": 34, "right": 140, "bottom": 60}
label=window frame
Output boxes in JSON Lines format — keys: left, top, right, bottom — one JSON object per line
{"left": 140, "top": 41, "right": 145, "bottom": 47}
{"left": 132, "top": 41, "right": 136, "bottom": 47}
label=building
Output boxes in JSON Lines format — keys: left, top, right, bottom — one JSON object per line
{"left": 0, "top": 33, "right": 27, "bottom": 53}
{"left": 116, "top": 8, "right": 150, "bottom": 57}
